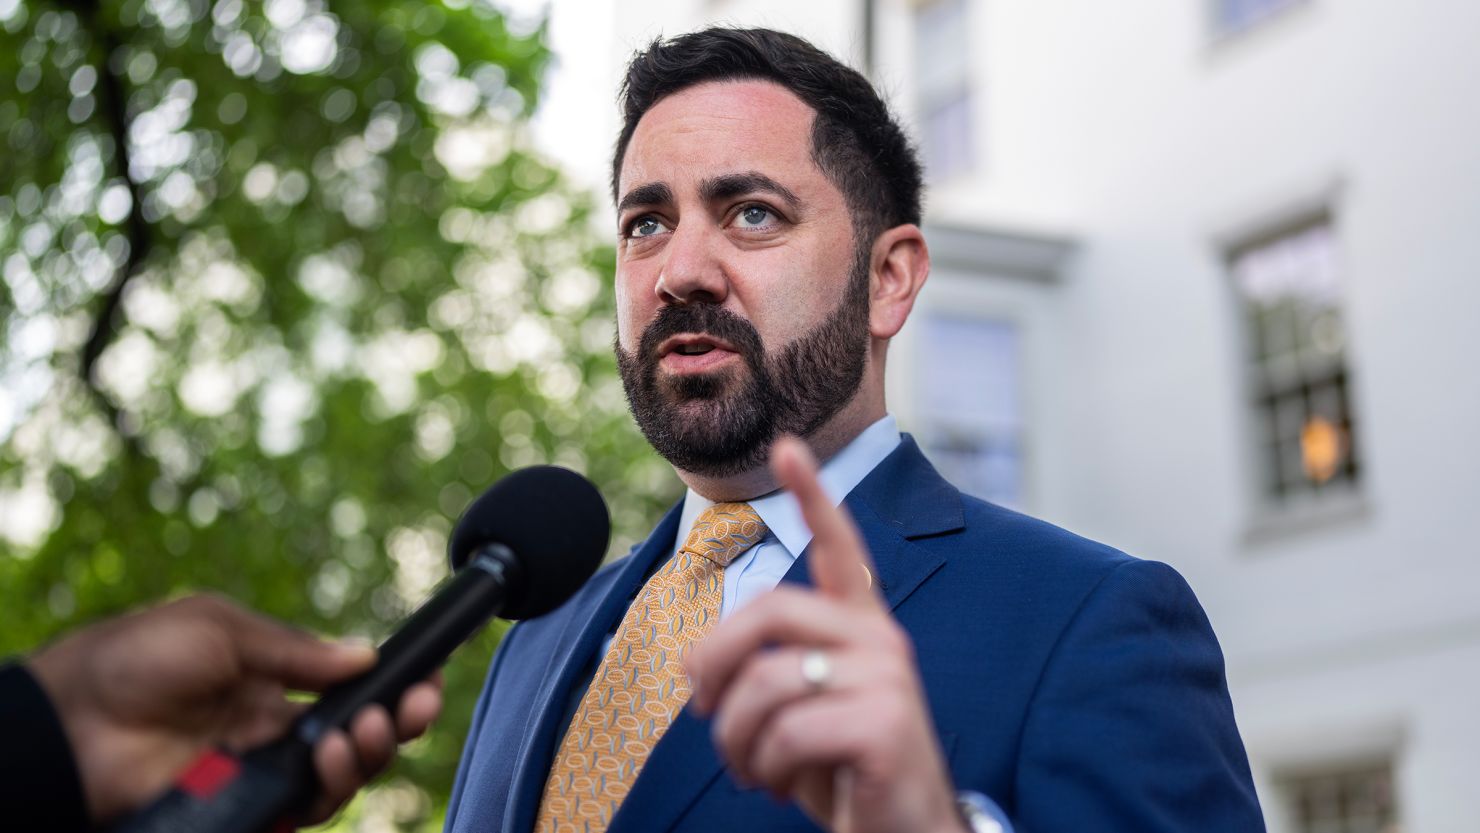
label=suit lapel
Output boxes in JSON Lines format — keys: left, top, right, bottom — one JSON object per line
{"left": 610, "top": 437, "right": 961, "bottom": 833}
{"left": 778, "top": 436, "right": 960, "bottom": 611}
{"left": 502, "top": 502, "right": 686, "bottom": 833}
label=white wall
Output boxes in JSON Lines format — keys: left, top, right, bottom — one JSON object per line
{"left": 879, "top": 1, "right": 1480, "bottom": 829}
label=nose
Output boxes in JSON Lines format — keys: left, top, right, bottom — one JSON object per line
{"left": 656, "top": 221, "right": 729, "bottom": 306}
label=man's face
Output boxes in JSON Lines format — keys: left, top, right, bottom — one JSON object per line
{"left": 613, "top": 80, "right": 871, "bottom": 477}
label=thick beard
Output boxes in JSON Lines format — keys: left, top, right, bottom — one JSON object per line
{"left": 616, "top": 251, "right": 871, "bottom": 478}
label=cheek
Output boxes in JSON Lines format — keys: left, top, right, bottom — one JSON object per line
{"left": 613, "top": 271, "right": 648, "bottom": 351}
{"left": 741, "top": 255, "right": 844, "bottom": 343}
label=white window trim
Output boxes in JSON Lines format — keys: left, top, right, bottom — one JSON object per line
{"left": 1205, "top": 178, "right": 1374, "bottom": 547}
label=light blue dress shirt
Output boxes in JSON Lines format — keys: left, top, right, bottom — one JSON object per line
{"left": 672, "top": 414, "right": 901, "bottom": 619}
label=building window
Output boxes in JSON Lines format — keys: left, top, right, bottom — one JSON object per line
{"left": 914, "top": 0, "right": 974, "bottom": 180}
{"left": 917, "top": 315, "right": 1022, "bottom": 508}
{"left": 1213, "top": 0, "right": 1307, "bottom": 36}
{"left": 1277, "top": 762, "right": 1402, "bottom": 833}
{"left": 1231, "top": 216, "right": 1360, "bottom": 504}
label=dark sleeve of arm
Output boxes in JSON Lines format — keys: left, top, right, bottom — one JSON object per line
{"left": 0, "top": 661, "right": 92, "bottom": 833}
{"left": 1012, "top": 560, "right": 1265, "bottom": 833}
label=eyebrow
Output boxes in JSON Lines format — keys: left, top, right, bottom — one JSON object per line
{"left": 616, "top": 181, "right": 675, "bottom": 214}
{"left": 615, "top": 172, "right": 804, "bottom": 216}
{"left": 699, "top": 171, "right": 802, "bottom": 210}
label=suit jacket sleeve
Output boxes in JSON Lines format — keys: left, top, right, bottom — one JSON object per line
{"left": 0, "top": 662, "right": 92, "bottom": 833}
{"left": 1012, "top": 560, "right": 1264, "bottom": 832}
{"left": 446, "top": 621, "right": 530, "bottom": 833}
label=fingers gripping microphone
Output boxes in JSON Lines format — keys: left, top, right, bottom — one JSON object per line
{"left": 111, "top": 466, "right": 609, "bottom": 833}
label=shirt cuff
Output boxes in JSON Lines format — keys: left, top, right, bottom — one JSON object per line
{"left": 0, "top": 661, "right": 92, "bottom": 833}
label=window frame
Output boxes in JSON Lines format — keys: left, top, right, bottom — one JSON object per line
{"left": 1222, "top": 204, "right": 1372, "bottom": 542}
{"left": 913, "top": 311, "right": 1026, "bottom": 510}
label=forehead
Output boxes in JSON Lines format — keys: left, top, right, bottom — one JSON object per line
{"left": 618, "top": 79, "right": 823, "bottom": 198}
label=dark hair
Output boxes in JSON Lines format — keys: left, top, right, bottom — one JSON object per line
{"left": 612, "top": 27, "right": 923, "bottom": 248}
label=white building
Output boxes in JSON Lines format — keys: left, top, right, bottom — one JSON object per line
{"left": 543, "top": 1, "right": 1480, "bottom": 829}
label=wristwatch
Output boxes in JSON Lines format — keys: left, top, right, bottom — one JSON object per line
{"left": 956, "top": 790, "right": 1007, "bottom": 833}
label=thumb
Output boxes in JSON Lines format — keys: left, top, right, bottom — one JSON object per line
{"left": 770, "top": 437, "right": 878, "bottom": 606}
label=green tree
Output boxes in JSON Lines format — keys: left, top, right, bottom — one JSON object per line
{"left": 0, "top": 0, "right": 676, "bottom": 828}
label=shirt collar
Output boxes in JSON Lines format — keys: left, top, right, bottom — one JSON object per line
{"left": 673, "top": 415, "right": 902, "bottom": 559}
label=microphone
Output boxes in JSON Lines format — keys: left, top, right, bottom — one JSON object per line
{"left": 111, "top": 465, "right": 609, "bottom": 833}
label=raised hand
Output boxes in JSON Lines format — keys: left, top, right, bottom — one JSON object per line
{"left": 688, "top": 437, "right": 965, "bottom": 833}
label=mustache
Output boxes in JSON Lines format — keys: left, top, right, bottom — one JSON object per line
{"left": 635, "top": 303, "right": 766, "bottom": 365}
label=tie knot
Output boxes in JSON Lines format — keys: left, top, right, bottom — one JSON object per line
{"left": 681, "top": 502, "right": 768, "bottom": 567}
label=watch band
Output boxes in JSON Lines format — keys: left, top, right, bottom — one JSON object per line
{"left": 956, "top": 790, "right": 1008, "bottom": 833}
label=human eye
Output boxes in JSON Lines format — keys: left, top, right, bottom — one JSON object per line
{"left": 624, "top": 215, "right": 670, "bottom": 239}
{"left": 731, "top": 204, "right": 779, "bottom": 230}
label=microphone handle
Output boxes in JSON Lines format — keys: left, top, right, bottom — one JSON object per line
{"left": 298, "top": 545, "right": 519, "bottom": 741}
{"left": 110, "top": 545, "right": 520, "bottom": 833}
{"left": 108, "top": 739, "right": 313, "bottom": 833}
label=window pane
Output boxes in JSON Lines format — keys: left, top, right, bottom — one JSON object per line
{"left": 918, "top": 316, "right": 1023, "bottom": 508}
{"left": 1231, "top": 217, "right": 1361, "bottom": 502}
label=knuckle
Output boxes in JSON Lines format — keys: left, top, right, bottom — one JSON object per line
{"left": 768, "top": 710, "right": 808, "bottom": 760}
{"left": 715, "top": 716, "right": 749, "bottom": 764}
{"left": 182, "top": 592, "right": 236, "bottom": 620}
{"left": 198, "top": 591, "right": 234, "bottom": 609}
{"left": 712, "top": 718, "right": 735, "bottom": 755}
{"left": 170, "top": 593, "right": 211, "bottom": 615}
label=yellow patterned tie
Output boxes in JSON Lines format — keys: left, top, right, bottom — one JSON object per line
{"left": 535, "top": 503, "right": 768, "bottom": 833}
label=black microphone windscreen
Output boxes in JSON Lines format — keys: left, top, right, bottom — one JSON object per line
{"left": 448, "top": 465, "right": 609, "bottom": 619}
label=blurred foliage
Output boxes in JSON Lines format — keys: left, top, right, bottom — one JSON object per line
{"left": 0, "top": 0, "right": 678, "bottom": 829}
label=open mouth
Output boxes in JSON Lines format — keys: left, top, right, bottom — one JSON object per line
{"left": 659, "top": 334, "right": 737, "bottom": 357}
{"left": 657, "top": 334, "right": 740, "bottom": 371}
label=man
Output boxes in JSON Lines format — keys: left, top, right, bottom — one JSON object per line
{"left": 447, "top": 28, "right": 1263, "bottom": 833}
{"left": 2, "top": 594, "right": 442, "bottom": 832}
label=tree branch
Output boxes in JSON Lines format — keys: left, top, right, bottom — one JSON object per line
{"left": 75, "top": 10, "right": 150, "bottom": 438}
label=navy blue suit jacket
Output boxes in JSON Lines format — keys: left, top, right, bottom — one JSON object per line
{"left": 446, "top": 438, "right": 1264, "bottom": 832}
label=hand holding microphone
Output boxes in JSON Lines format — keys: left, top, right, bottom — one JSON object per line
{"left": 26, "top": 595, "right": 443, "bottom": 826}
{"left": 22, "top": 465, "right": 608, "bottom": 832}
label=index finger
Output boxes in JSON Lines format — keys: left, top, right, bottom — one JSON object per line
{"left": 770, "top": 437, "right": 879, "bottom": 608}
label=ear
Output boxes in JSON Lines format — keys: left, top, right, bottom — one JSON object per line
{"left": 868, "top": 224, "right": 930, "bottom": 340}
